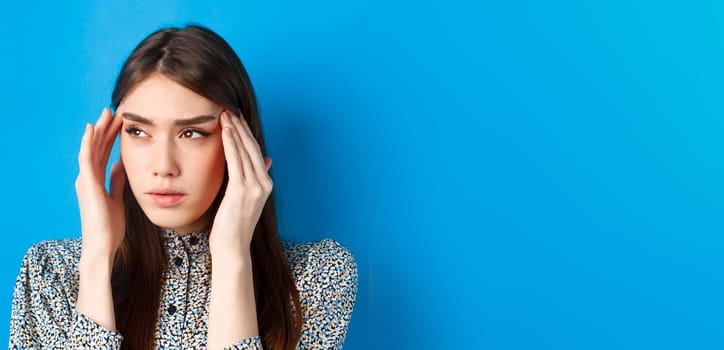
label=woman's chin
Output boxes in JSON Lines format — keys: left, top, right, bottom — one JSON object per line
{"left": 143, "top": 209, "right": 210, "bottom": 234}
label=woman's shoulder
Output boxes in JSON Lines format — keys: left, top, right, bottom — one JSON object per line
{"left": 281, "top": 238, "right": 357, "bottom": 272}
{"left": 20, "top": 237, "right": 83, "bottom": 273}
{"left": 24, "top": 237, "right": 82, "bottom": 257}
{"left": 280, "top": 238, "right": 358, "bottom": 292}
{"left": 279, "top": 238, "right": 358, "bottom": 346}
{"left": 14, "top": 237, "right": 83, "bottom": 302}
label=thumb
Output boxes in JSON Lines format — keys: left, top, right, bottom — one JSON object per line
{"left": 109, "top": 161, "right": 126, "bottom": 200}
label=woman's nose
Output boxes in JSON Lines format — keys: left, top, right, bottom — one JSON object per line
{"left": 151, "top": 141, "right": 180, "bottom": 177}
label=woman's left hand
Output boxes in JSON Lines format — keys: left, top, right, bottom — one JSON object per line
{"left": 209, "top": 110, "right": 273, "bottom": 259}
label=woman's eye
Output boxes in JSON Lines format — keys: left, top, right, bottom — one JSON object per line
{"left": 181, "top": 129, "right": 209, "bottom": 139}
{"left": 124, "top": 127, "right": 147, "bottom": 138}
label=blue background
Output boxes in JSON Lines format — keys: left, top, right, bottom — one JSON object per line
{"left": 1, "top": 0, "right": 723, "bottom": 349}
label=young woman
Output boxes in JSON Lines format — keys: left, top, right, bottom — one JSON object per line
{"left": 9, "top": 25, "right": 357, "bottom": 350}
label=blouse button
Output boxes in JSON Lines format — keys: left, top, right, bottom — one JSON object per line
{"left": 167, "top": 304, "right": 177, "bottom": 315}
{"left": 173, "top": 257, "right": 183, "bottom": 266}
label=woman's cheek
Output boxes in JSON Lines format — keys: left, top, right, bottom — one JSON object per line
{"left": 196, "top": 135, "right": 224, "bottom": 167}
{"left": 119, "top": 142, "right": 144, "bottom": 182}
{"left": 200, "top": 143, "right": 226, "bottom": 177}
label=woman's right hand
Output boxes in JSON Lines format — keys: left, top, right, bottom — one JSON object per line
{"left": 75, "top": 107, "right": 127, "bottom": 259}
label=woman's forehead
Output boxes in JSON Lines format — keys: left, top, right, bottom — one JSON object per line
{"left": 119, "top": 74, "right": 221, "bottom": 120}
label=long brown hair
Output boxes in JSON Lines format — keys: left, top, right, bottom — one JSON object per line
{"left": 109, "top": 25, "right": 302, "bottom": 349}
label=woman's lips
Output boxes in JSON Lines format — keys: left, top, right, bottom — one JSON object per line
{"left": 150, "top": 193, "right": 186, "bottom": 207}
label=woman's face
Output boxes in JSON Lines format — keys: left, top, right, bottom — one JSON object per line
{"left": 117, "top": 73, "right": 226, "bottom": 234}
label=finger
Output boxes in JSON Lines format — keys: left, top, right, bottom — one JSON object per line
{"left": 235, "top": 116, "right": 269, "bottom": 180}
{"left": 221, "top": 113, "right": 244, "bottom": 182}
{"left": 92, "top": 108, "right": 112, "bottom": 154}
{"left": 227, "top": 111, "right": 255, "bottom": 182}
{"left": 230, "top": 113, "right": 262, "bottom": 181}
{"left": 101, "top": 110, "right": 123, "bottom": 160}
{"left": 109, "top": 161, "right": 126, "bottom": 200}
{"left": 97, "top": 109, "right": 122, "bottom": 180}
{"left": 233, "top": 115, "right": 255, "bottom": 182}
{"left": 93, "top": 108, "right": 112, "bottom": 138}
{"left": 92, "top": 108, "right": 113, "bottom": 180}
{"left": 78, "top": 123, "right": 95, "bottom": 178}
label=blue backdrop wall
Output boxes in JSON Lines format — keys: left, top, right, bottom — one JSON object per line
{"left": 1, "top": 1, "right": 723, "bottom": 349}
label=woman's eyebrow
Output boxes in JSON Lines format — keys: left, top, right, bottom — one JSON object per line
{"left": 122, "top": 112, "right": 217, "bottom": 126}
{"left": 175, "top": 114, "right": 217, "bottom": 126}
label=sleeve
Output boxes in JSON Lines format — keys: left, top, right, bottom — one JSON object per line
{"left": 224, "top": 335, "right": 263, "bottom": 349}
{"left": 297, "top": 240, "right": 359, "bottom": 350}
{"left": 9, "top": 242, "right": 124, "bottom": 349}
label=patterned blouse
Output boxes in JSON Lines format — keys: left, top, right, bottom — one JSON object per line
{"left": 9, "top": 229, "right": 358, "bottom": 349}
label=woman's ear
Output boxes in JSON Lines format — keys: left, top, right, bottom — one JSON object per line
{"left": 265, "top": 157, "right": 272, "bottom": 171}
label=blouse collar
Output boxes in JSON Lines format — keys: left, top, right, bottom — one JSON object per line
{"left": 159, "top": 227, "right": 209, "bottom": 255}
